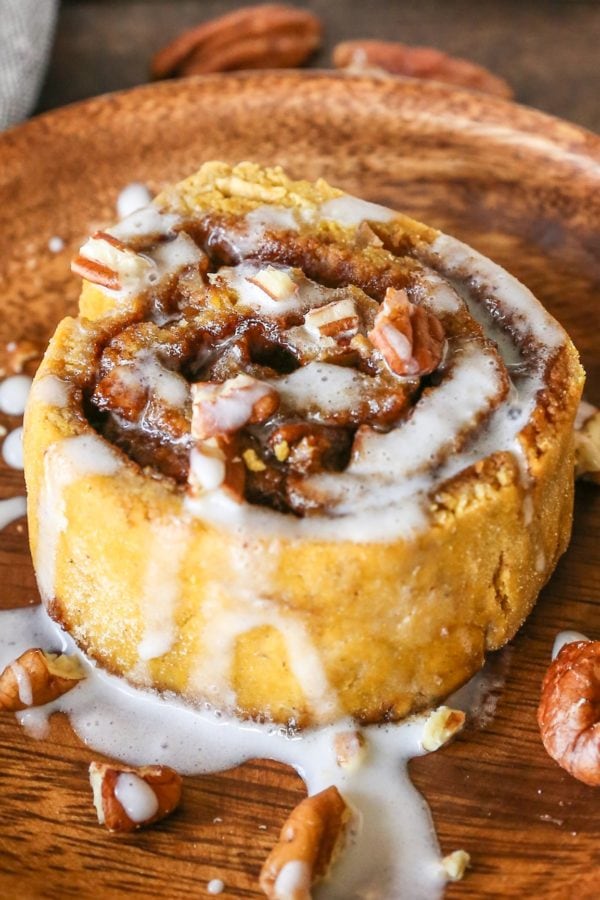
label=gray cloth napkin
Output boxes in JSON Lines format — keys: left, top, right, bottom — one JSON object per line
{"left": 0, "top": 0, "right": 58, "bottom": 130}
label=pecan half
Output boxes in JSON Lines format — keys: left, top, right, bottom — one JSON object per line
{"left": 151, "top": 4, "right": 322, "bottom": 79}
{"left": 259, "top": 786, "right": 351, "bottom": 899}
{"left": 89, "top": 761, "right": 182, "bottom": 832}
{"left": 368, "top": 287, "right": 445, "bottom": 377}
{"left": 333, "top": 40, "right": 513, "bottom": 100}
{"left": 537, "top": 638, "right": 600, "bottom": 786}
{"left": 0, "top": 649, "right": 85, "bottom": 711}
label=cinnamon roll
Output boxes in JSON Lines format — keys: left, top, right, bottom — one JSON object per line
{"left": 23, "top": 162, "right": 584, "bottom": 725}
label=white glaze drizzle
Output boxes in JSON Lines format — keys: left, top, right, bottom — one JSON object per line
{"left": 120, "top": 351, "right": 190, "bottom": 408}
{"left": 0, "top": 605, "right": 510, "bottom": 900}
{"left": 11, "top": 661, "right": 33, "bottom": 706}
{"left": 192, "top": 374, "right": 275, "bottom": 437}
{"left": 245, "top": 204, "right": 299, "bottom": 235}
{"left": 28, "top": 374, "right": 71, "bottom": 408}
{"left": 427, "top": 234, "right": 565, "bottom": 351}
{"left": 535, "top": 550, "right": 546, "bottom": 573}
{"left": 552, "top": 631, "right": 591, "bottom": 659}
{"left": 236, "top": 195, "right": 394, "bottom": 257}
{"left": 138, "top": 521, "right": 188, "bottom": 661}
{"left": 318, "top": 196, "right": 397, "bottom": 226}
{"left": 274, "top": 860, "right": 311, "bottom": 898}
{"left": 147, "top": 231, "right": 203, "bottom": 283}
{"left": 272, "top": 363, "right": 372, "bottom": 420}
{"left": 345, "top": 341, "right": 502, "bottom": 478}
{"left": 0, "top": 374, "right": 32, "bottom": 415}
{"left": 412, "top": 272, "right": 461, "bottom": 314}
{"left": 109, "top": 205, "right": 178, "bottom": 243}
{"left": 0, "top": 495, "right": 27, "bottom": 530}
{"left": 114, "top": 772, "right": 159, "bottom": 822}
{"left": 35, "top": 435, "right": 122, "bottom": 603}
{"left": 116, "top": 183, "right": 154, "bottom": 220}
{"left": 16, "top": 706, "right": 51, "bottom": 739}
{"left": 48, "top": 235, "right": 65, "bottom": 253}
{"left": 190, "top": 589, "right": 339, "bottom": 723}
{"left": 189, "top": 444, "right": 226, "bottom": 491}
{"left": 2, "top": 426, "right": 23, "bottom": 469}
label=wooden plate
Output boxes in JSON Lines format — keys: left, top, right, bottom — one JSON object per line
{"left": 0, "top": 72, "right": 598, "bottom": 898}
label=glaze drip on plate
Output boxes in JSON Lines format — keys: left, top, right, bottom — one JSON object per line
{"left": 0, "top": 604, "right": 503, "bottom": 899}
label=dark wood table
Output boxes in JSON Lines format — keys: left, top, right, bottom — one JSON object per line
{"left": 38, "top": 0, "right": 600, "bottom": 135}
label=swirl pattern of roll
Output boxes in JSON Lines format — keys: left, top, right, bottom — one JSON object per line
{"left": 23, "top": 162, "right": 584, "bottom": 726}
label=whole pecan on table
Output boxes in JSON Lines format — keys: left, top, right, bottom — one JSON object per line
{"left": 333, "top": 39, "right": 513, "bottom": 99}
{"left": 537, "top": 638, "right": 600, "bottom": 786}
{"left": 151, "top": 4, "right": 322, "bottom": 79}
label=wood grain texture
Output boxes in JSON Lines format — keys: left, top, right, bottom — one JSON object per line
{"left": 0, "top": 73, "right": 599, "bottom": 898}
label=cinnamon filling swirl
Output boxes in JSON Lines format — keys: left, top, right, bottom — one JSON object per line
{"left": 78, "top": 206, "right": 538, "bottom": 521}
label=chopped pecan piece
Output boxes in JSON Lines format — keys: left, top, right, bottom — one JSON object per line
{"left": 368, "top": 287, "right": 445, "bottom": 377}
{"left": 259, "top": 786, "right": 350, "bottom": 899}
{"left": 303, "top": 298, "right": 359, "bottom": 340}
{"left": 421, "top": 705, "right": 465, "bottom": 751}
{"left": 89, "top": 761, "right": 182, "bottom": 832}
{"left": 247, "top": 266, "right": 298, "bottom": 300}
{"left": 71, "top": 231, "right": 149, "bottom": 290}
{"left": 334, "top": 730, "right": 367, "bottom": 770}
{"left": 191, "top": 373, "right": 280, "bottom": 440}
{"left": 443, "top": 849, "right": 471, "bottom": 882}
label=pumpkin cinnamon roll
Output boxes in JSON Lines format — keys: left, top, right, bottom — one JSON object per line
{"left": 23, "top": 162, "right": 584, "bottom": 726}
